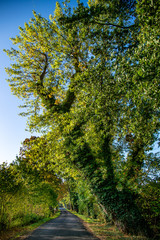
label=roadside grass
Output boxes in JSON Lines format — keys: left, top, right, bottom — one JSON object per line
{"left": 69, "top": 210, "right": 149, "bottom": 240}
{"left": 0, "top": 211, "right": 60, "bottom": 240}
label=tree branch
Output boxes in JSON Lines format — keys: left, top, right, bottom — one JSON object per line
{"left": 40, "top": 53, "right": 48, "bottom": 84}
{"left": 92, "top": 19, "right": 135, "bottom": 29}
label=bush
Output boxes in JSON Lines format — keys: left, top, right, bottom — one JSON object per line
{"left": 21, "top": 214, "right": 44, "bottom": 226}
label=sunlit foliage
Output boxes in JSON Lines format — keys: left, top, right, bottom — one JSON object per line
{"left": 4, "top": 0, "right": 160, "bottom": 237}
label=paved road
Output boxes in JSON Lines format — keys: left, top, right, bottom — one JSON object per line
{"left": 25, "top": 209, "right": 99, "bottom": 240}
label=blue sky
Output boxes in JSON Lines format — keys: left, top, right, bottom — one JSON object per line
{"left": 0, "top": 0, "right": 87, "bottom": 164}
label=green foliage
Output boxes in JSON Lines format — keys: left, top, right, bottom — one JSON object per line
{"left": 0, "top": 163, "right": 23, "bottom": 231}
{"left": 0, "top": 156, "right": 59, "bottom": 232}
{"left": 137, "top": 180, "right": 160, "bottom": 231}
{"left": 4, "top": 0, "right": 160, "bottom": 237}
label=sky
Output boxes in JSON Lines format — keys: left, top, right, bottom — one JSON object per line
{"left": 0, "top": 0, "right": 87, "bottom": 164}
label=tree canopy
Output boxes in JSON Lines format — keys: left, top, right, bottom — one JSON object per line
{"left": 4, "top": 0, "right": 160, "bottom": 237}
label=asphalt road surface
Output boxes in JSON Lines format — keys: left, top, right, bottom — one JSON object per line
{"left": 25, "top": 208, "right": 99, "bottom": 240}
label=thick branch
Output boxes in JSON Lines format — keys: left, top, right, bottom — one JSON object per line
{"left": 61, "top": 89, "right": 75, "bottom": 113}
{"left": 92, "top": 19, "right": 135, "bottom": 29}
{"left": 35, "top": 51, "right": 79, "bottom": 113}
{"left": 40, "top": 53, "right": 48, "bottom": 84}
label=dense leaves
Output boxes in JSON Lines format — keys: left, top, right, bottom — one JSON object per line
{"left": 0, "top": 157, "right": 59, "bottom": 232}
{"left": 4, "top": 0, "right": 160, "bottom": 237}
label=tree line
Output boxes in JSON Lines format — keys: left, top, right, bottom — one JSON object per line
{"left": 0, "top": 142, "right": 63, "bottom": 232}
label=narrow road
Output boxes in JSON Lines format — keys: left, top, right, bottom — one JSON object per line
{"left": 25, "top": 208, "right": 99, "bottom": 240}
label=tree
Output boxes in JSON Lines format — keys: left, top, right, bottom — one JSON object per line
{"left": 0, "top": 163, "right": 23, "bottom": 230}
{"left": 4, "top": 0, "right": 160, "bottom": 236}
{"left": 0, "top": 138, "right": 62, "bottom": 232}
{"left": 115, "top": 0, "right": 160, "bottom": 187}
{"left": 19, "top": 136, "right": 62, "bottom": 192}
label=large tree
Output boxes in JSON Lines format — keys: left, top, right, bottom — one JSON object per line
{"left": 4, "top": 0, "right": 159, "bottom": 236}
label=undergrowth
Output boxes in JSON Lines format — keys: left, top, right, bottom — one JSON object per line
{"left": 70, "top": 210, "right": 151, "bottom": 240}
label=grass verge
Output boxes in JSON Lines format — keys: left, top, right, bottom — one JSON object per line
{"left": 0, "top": 211, "right": 60, "bottom": 240}
{"left": 69, "top": 210, "right": 149, "bottom": 240}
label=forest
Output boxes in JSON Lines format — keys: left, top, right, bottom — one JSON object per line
{"left": 1, "top": 0, "right": 160, "bottom": 239}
